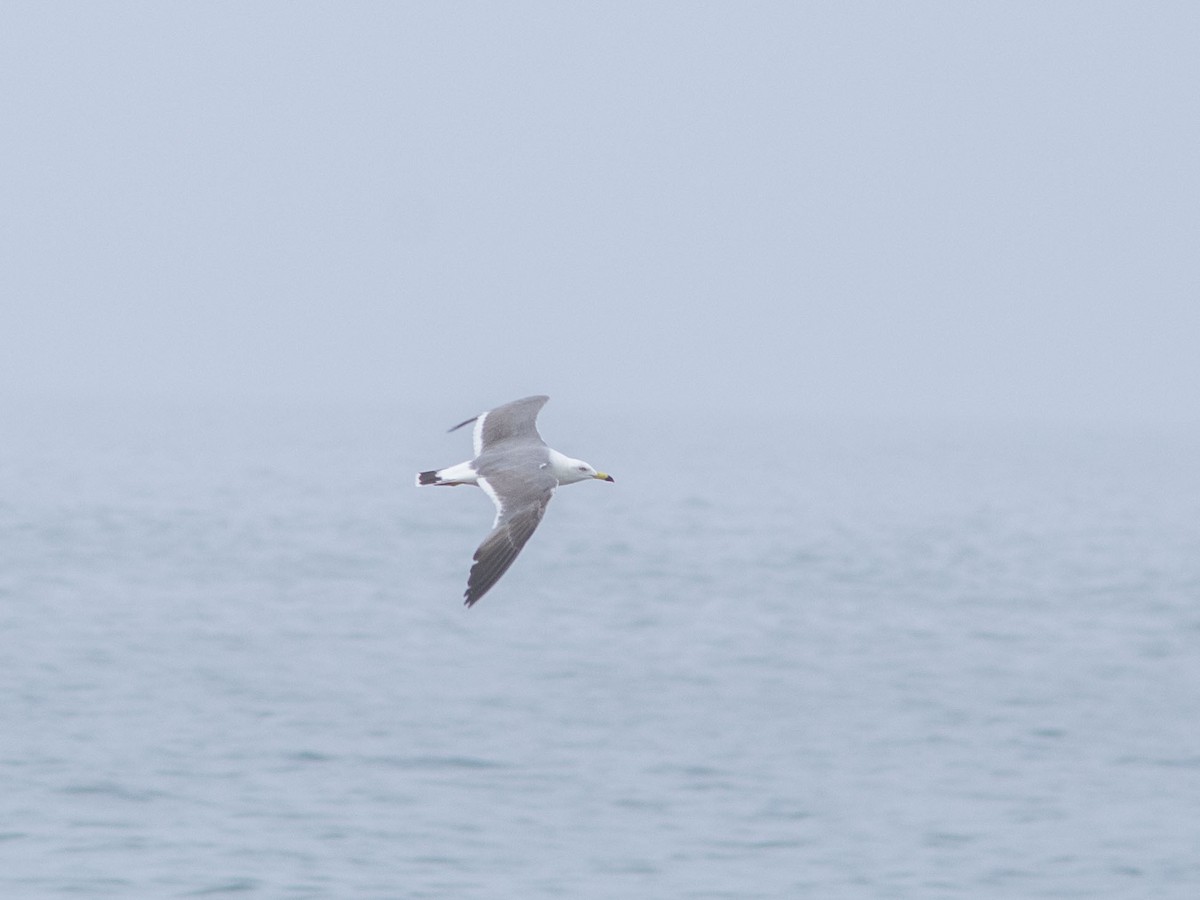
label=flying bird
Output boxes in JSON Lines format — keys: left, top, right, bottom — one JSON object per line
{"left": 416, "top": 395, "right": 614, "bottom": 606}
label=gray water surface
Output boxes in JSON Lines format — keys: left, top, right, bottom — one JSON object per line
{"left": 3, "top": 401, "right": 1198, "bottom": 898}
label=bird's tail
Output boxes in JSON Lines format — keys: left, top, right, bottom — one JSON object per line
{"left": 416, "top": 467, "right": 473, "bottom": 487}
{"left": 416, "top": 460, "right": 477, "bottom": 487}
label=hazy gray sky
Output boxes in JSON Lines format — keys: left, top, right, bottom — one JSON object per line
{"left": 3, "top": 3, "right": 1198, "bottom": 425}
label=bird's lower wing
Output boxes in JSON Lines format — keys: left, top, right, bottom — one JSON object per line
{"left": 464, "top": 497, "right": 551, "bottom": 606}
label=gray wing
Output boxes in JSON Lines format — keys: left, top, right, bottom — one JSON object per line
{"left": 464, "top": 468, "right": 555, "bottom": 607}
{"left": 449, "top": 395, "right": 549, "bottom": 455}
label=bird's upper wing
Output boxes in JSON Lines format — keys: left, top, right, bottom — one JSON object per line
{"left": 449, "top": 395, "right": 549, "bottom": 456}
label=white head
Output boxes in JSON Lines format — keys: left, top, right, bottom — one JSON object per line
{"left": 548, "top": 449, "right": 615, "bottom": 485}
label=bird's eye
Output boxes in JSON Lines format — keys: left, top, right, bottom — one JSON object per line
{"left": 578, "top": 465, "right": 587, "bottom": 471}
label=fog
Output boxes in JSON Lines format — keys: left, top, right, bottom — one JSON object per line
{"left": 3, "top": 3, "right": 1198, "bottom": 426}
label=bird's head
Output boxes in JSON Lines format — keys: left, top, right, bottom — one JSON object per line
{"left": 555, "top": 454, "right": 615, "bottom": 485}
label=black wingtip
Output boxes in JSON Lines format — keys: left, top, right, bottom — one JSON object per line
{"left": 448, "top": 415, "right": 477, "bottom": 434}
{"left": 418, "top": 470, "right": 440, "bottom": 485}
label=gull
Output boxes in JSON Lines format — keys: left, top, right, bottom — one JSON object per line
{"left": 416, "top": 395, "right": 614, "bottom": 606}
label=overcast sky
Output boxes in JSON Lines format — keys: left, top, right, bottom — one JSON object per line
{"left": 3, "top": 3, "right": 1197, "bottom": 426}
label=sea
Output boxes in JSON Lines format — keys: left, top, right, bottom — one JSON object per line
{"left": 2, "top": 398, "right": 1198, "bottom": 898}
